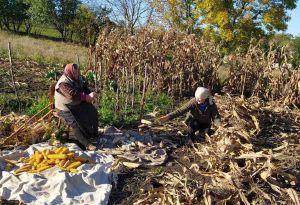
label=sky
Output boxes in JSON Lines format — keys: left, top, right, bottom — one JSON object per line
{"left": 286, "top": 1, "right": 300, "bottom": 36}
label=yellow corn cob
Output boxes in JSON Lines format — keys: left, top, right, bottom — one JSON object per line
{"left": 41, "top": 150, "right": 48, "bottom": 160}
{"left": 36, "top": 154, "right": 43, "bottom": 164}
{"left": 60, "top": 148, "right": 69, "bottom": 154}
{"left": 59, "top": 160, "right": 66, "bottom": 167}
{"left": 24, "top": 158, "right": 31, "bottom": 163}
{"left": 47, "top": 159, "right": 56, "bottom": 165}
{"left": 69, "top": 168, "right": 78, "bottom": 173}
{"left": 73, "top": 156, "right": 88, "bottom": 163}
{"left": 14, "top": 169, "right": 28, "bottom": 174}
{"left": 55, "top": 159, "right": 60, "bottom": 164}
{"left": 66, "top": 161, "right": 82, "bottom": 169}
{"left": 14, "top": 165, "right": 32, "bottom": 174}
{"left": 34, "top": 151, "right": 39, "bottom": 161}
{"left": 40, "top": 159, "right": 48, "bottom": 165}
{"left": 5, "top": 159, "right": 17, "bottom": 165}
{"left": 19, "top": 157, "right": 26, "bottom": 163}
{"left": 63, "top": 160, "right": 72, "bottom": 168}
{"left": 54, "top": 147, "right": 63, "bottom": 154}
{"left": 48, "top": 154, "right": 68, "bottom": 160}
{"left": 67, "top": 153, "right": 75, "bottom": 158}
{"left": 37, "top": 165, "right": 51, "bottom": 172}
{"left": 55, "top": 165, "right": 68, "bottom": 171}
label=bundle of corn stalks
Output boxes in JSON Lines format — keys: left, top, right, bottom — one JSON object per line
{"left": 0, "top": 105, "right": 53, "bottom": 149}
{"left": 132, "top": 95, "right": 300, "bottom": 204}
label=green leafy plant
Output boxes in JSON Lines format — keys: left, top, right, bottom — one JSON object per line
{"left": 25, "top": 96, "right": 49, "bottom": 116}
{"left": 98, "top": 89, "right": 173, "bottom": 126}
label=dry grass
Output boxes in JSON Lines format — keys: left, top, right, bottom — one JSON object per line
{"left": 0, "top": 30, "right": 88, "bottom": 65}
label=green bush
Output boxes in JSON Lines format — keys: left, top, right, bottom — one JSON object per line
{"left": 144, "top": 91, "right": 173, "bottom": 115}
{"left": 98, "top": 89, "right": 173, "bottom": 126}
{"left": 25, "top": 96, "right": 49, "bottom": 116}
{"left": 0, "top": 93, "right": 34, "bottom": 115}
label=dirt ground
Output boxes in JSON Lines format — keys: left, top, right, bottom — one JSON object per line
{"left": 0, "top": 58, "right": 51, "bottom": 94}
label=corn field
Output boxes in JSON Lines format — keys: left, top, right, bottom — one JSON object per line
{"left": 91, "top": 28, "right": 299, "bottom": 117}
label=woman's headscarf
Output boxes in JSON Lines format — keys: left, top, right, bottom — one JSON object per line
{"left": 64, "top": 64, "right": 79, "bottom": 80}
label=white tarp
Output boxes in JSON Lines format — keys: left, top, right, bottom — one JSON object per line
{"left": 0, "top": 143, "right": 114, "bottom": 205}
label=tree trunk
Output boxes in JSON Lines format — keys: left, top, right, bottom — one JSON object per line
{"left": 25, "top": 20, "right": 31, "bottom": 34}
{"left": 3, "top": 17, "right": 10, "bottom": 30}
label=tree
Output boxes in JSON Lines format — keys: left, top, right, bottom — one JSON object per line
{"left": 26, "top": 0, "right": 81, "bottom": 40}
{"left": 0, "top": 0, "right": 29, "bottom": 31}
{"left": 151, "top": 0, "right": 297, "bottom": 49}
{"left": 150, "top": 0, "right": 198, "bottom": 33}
{"left": 196, "top": 0, "right": 297, "bottom": 43}
{"left": 51, "top": 0, "right": 81, "bottom": 40}
{"left": 25, "top": 0, "right": 53, "bottom": 25}
{"left": 69, "top": 5, "right": 111, "bottom": 45}
{"left": 105, "top": 0, "right": 152, "bottom": 33}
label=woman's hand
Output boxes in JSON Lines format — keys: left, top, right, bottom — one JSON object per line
{"left": 86, "top": 92, "right": 97, "bottom": 103}
{"left": 159, "top": 115, "right": 170, "bottom": 123}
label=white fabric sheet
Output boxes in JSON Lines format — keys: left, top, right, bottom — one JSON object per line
{"left": 0, "top": 143, "right": 113, "bottom": 205}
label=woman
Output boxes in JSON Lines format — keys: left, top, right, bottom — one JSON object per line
{"left": 54, "top": 64, "right": 97, "bottom": 150}
{"left": 159, "top": 87, "right": 221, "bottom": 141}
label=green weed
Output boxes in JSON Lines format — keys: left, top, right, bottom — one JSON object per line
{"left": 25, "top": 95, "right": 49, "bottom": 116}
{"left": 0, "top": 93, "right": 34, "bottom": 115}
{"left": 98, "top": 90, "right": 173, "bottom": 126}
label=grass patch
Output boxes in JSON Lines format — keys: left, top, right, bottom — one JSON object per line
{"left": 29, "top": 26, "right": 61, "bottom": 39}
{"left": 0, "top": 93, "right": 34, "bottom": 115}
{"left": 0, "top": 30, "right": 88, "bottom": 66}
{"left": 25, "top": 96, "right": 49, "bottom": 116}
{"left": 98, "top": 90, "right": 174, "bottom": 126}
{"left": 0, "top": 94, "right": 50, "bottom": 117}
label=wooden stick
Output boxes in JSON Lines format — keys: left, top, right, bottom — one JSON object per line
{"left": 125, "top": 69, "right": 129, "bottom": 111}
{"left": 77, "top": 54, "right": 80, "bottom": 68}
{"left": 241, "top": 71, "right": 247, "bottom": 99}
{"left": 37, "top": 109, "right": 53, "bottom": 122}
{"left": 131, "top": 68, "right": 135, "bottom": 109}
{"left": 8, "top": 42, "right": 21, "bottom": 112}
{"left": 94, "top": 52, "right": 99, "bottom": 105}
{"left": 140, "top": 65, "right": 148, "bottom": 120}
{"left": 98, "top": 60, "right": 103, "bottom": 107}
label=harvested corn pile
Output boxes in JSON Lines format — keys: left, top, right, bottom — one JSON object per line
{"left": 8, "top": 147, "right": 95, "bottom": 174}
{"left": 0, "top": 143, "right": 113, "bottom": 204}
